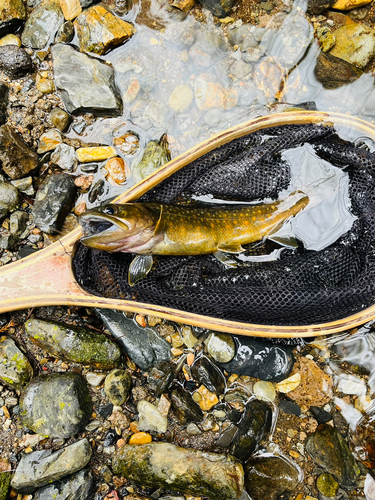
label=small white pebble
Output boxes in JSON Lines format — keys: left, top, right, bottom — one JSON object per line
{"left": 253, "top": 381, "right": 276, "bottom": 402}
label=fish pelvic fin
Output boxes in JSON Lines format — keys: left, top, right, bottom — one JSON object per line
{"left": 217, "top": 243, "right": 246, "bottom": 253}
{"left": 128, "top": 254, "right": 154, "bottom": 286}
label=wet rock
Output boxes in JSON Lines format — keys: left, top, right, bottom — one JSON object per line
{"left": 55, "top": 20, "right": 74, "bottom": 42}
{"left": 76, "top": 146, "right": 116, "bottom": 162}
{"left": 86, "top": 372, "right": 105, "bottom": 386}
{"left": 171, "top": 387, "right": 203, "bottom": 424}
{"left": 0, "top": 33, "right": 20, "bottom": 45}
{"left": 0, "top": 182, "right": 18, "bottom": 219}
{"left": 244, "top": 455, "right": 301, "bottom": 500}
{"left": 25, "top": 318, "right": 123, "bottom": 369}
{"left": 32, "top": 173, "right": 77, "bottom": 234}
{"left": 74, "top": 5, "right": 135, "bottom": 55}
{"left": 0, "top": 45, "right": 31, "bottom": 79}
{"left": 287, "top": 357, "right": 333, "bottom": 407}
{"left": 52, "top": 44, "right": 122, "bottom": 116}
{"left": 11, "top": 438, "right": 92, "bottom": 494}
{"left": 0, "top": 336, "right": 33, "bottom": 390}
{"left": 0, "top": 472, "right": 10, "bottom": 500}
{"left": 307, "top": 0, "right": 335, "bottom": 13}
{"left": 0, "top": 82, "right": 7, "bottom": 124}
{"left": 129, "top": 431, "right": 152, "bottom": 444}
{"left": 197, "top": 0, "right": 233, "bottom": 17}
{"left": 112, "top": 443, "right": 244, "bottom": 499}
{"left": 95, "top": 309, "right": 171, "bottom": 371}
{"left": 317, "top": 473, "right": 339, "bottom": 498}
{"left": 137, "top": 400, "right": 168, "bottom": 433}
{"left": 104, "top": 369, "right": 131, "bottom": 405}
{"left": 189, "top": 31, "right": 226, "bottom": 67}
{"left": 310, "top": 405, "right": 332, "bottom": 423}
{"left": 219, "top": 337, "right": 294, "bottom": 382}
{"left": 36, "top": 76, "right": 55, "bottom": 94}
{"left": 169, "top": 83, "right": 194, "bottom": 112}
{"left": 113, "top": 130, "right": 140, "bottom": 156}
{"left": 316, "top": 26, "right": 335, "bottom": 52}
{"left": 306, "top": 423, "right": 360, "bottom": 490}
{"left": 329, "top": 23, "right": 375, "bottom": 69}
{"left": 105, "top": 156, "right": 127, "bottom": 184}
{"left": 11, "top": 176, "right": 34, "bottom": 195}
{"left": 232, "top": 60, "right": 252, "bottom": 79}
{"left": 21, "top": 0, "right": 64, "bottom": 48}
{"left": 194, "top": 384, "right": 219, "bottom": 411}
{"left": 195, "top": 77, "right": 237, "bottom": 111}
{"left": 314, "top": 51, "right": 362, "bottom": 89}
{"left": 349, "top": 404, "right": 375, "bottom": 470}
{"left": 253, "top": 381, "right": 276, "bottom": 402}
{"left": 60, "top": 0, "right": 81, "bottom": 20}
{"left": 10, "top": 210, "right": 29, "bottom": 236}
{"left": 148, "top": 361, "right": 175, "bottom": 396}
{"left": 20, "top": 372, "right": 92, "bottom": 438}
{"left": 279, "top": 400, "right": 301, "bottom": 416}
{"left": 49, "top": 107, "right": 71, "bottom": 132}
{"left": 33, "top": 468, "right": 94, "bottom": 500}
{"left": 0, "top": 125, "right": 38, "bottom": 179}
{"left": 230, "top": 399, "right": 272, "bottom": 460}
{"left": 191, "top": 355, "right": 225, "bottom": 394}
{"left": 333, "top": 0, "right": 371, "bottom": 9}
{"left": 133, "top": 134, "right": 171, "bottom": 182}
{"left": 205, "top": 332, "right": 235, "bottom": 363}
{"left": 0, "top": 0, "right": 25, "bottom": 37}
{"left": 51, "top": 144, "right": 77, "bottom": 171}
{"left": 217, "top": 423, "right": 238, "bottom": 447}
{"left": 227, "top": 24, "right": 260, "bottom": 51}
{"left": 37, "top": 128, "right": 62, "bottom": 154}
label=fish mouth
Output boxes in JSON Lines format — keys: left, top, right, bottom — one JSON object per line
{"left": 79, "top": 214, "right": 127, "bottom": 239}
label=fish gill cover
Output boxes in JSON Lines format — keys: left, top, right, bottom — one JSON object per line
{"left": 73, "top": 123, "right": 375, "bottom": 326}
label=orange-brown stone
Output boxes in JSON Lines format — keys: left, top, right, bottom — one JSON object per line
{"left": 105, "top": 157, "right": 127, "bottom": 185}
{"left": 287, "top": 357, "right": 333, "bottom": 407}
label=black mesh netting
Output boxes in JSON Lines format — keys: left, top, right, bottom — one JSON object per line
{"left": 73, "top": 123, "right": 375, "bottom": 327}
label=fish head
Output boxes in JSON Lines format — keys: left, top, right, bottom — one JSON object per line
{"left": 79, "top": 203, "right": 162, "bottom": 253}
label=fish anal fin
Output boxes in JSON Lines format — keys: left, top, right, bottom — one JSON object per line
{"left": 214, "top": 251, "right": 238, "bottom": 268}
{"left": 128, "top": 255, "right": 153, "bottom": 287}
{"left": 217, "top": 243, "right": 245, "bottom": 254}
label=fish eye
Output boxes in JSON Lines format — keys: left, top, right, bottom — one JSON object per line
{"left": 102, "top": 206, "right": 116, "bottom": 215}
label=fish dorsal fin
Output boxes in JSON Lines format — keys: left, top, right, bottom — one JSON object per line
{"left": 128, "top": 255, "right": 154, "bottom": 286}
{"left": 217, "top": 243, "right": 245, "bottom": 253}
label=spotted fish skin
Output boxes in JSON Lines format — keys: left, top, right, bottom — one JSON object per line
{"left": 79, "top": 192, "right": 309, "bottom": 255}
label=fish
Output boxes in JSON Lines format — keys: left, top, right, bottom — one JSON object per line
{"left": 79, "top": 191, "right": 309, "bottom": 285}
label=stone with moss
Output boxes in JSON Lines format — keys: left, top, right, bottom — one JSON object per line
{"left": 0, "top": 336, "right": 33, "bottom": 391}
{"left": 104, "top": 368, "right": 131, "bottom": 405}
{"left": 20, "top": 372, "right": 92, "bottom": 438}
{"left": 25, "top": 318, "right": 124, "bottom": 369}
{"left": 0, "top": 472, "right": 11, "bottom": 500}
{"left": 112, "top": 443, "right": 244, "bottom": 499}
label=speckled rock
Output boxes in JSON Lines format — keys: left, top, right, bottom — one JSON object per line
{"left": 219, "top": 336, "right": 294, "bottom": 382}
{"left": 25, "top": 318, "right": 123, "bottom": 369}
{"left": 20, "top": 372, "right": 92, "bottom": 438}
{"left": 197, "top": 0, "right": 233, "bottom": 17}
{"left": 104, "top": 369, "right": 131, "bottom": 405}
{"left": 314, "top": 51, "right": 362, "bottom": 89}
{"left": 0, "top": 125, "right": 38, "bottom": 179}
{"left": 148, "top": 361, "right": 175, "bottom": 396}
{"left": 244, "top": 455, "right": 301, "bottom": 500}
{"left": 171, "top": 387, "right": 203, "bottom": 424}
{"left": 329, "top": 23, "right": 375, "bottom": 69}
{"left": 0, "top": 336, "right": 32, "bottom": 391}
{"left": 21, "top": 0, "right": 64, "bottom": 48}
{"left": 33, "top": 468, "right": 94, "bottom": 500}
{"left": 52, "top": 44, "right": 122, "bottom": 116}
{"left": 112, "top": 443, "right": 244, "bottom": 500}
{"left": 287, "top": 357, "right": 333, "bottom": 407}
{"left": 137, "top": 400, "right": 168, "bottom": 434}
{"left": 11, "top": 438, "right": 92, "bottom": 494}
{"left": 32, "top": 173, "right": 77, "bottom": 234}
{"left": 306, "top": 423, "right": 360, "bottom": 490}
{"left": 51, "top": 143, "right": 77, "bottom": 171}
{"left": 0, "top": 0, "right": 25, "bottom": 36}
{"left": 195, "top": 77, "right": 238, "bottom": 111}
{"left": 74, "top": 5, "right": 135, "bottom": 55}
{"left": 205, "top": 332, "right": 235, "bottom": 363}
{"left": 0, "top": 182, "right": 18, "bottom": 219}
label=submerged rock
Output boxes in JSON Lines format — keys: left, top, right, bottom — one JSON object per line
{"left": 0, "top": 125, "right": 38, "bottom": 179}
{"left": 25, "top": 318, "right": 123, "bottom": 369}
{"left": 33, "top": 468, "right": 94, "bottom": 500}
{"left": 0, "top": 182, "right": 18, "bottom": 220}
{"left": 148, "top": 361, "right": 175, "bottom": 396}
{"left": 230, "top": 399, "right": 272, "bottom": 460}
{"left": 287, "top": 357, "right": 333, "bottom": 407}
{"left": 349, "top": 404, "right": 375, "bottom": 470}
{"left": 74, "top": 5, "right": 135, "bottom": 55}
{"left": 314, "top": 51, "right": 362, "bottom": 89}
{"left": 0, "top": 0, "right": 26, "bottom": 37}
{"left": 52, "top": 44, "right": 122, "bottom": 116}
{"left": 11, "top": 438, "right": 92, "bottom": 494}
{"left": 112, "top": 443, "right": 244, "bottom": 499}
{"left": 195, "top": 77, "right": 238, "bottom": 111}
{"left": 20, "top": 372, "right": 92, "bottom": 438}
{"left": 32, "top": 173, "right": 77, "bottom": 234}
{"left": 21, "top": 0, "right": 64, "bottom": 48}
{"left": 95, "top": 309, "right": 171, "bottom": 371}
{"left": 197, "top": 0, "right": 233, "bottom": 17}
{"left": 132, "top": 134, "right": 171, "bottom": 182}
{"left": 219, "top": 337, "right": 294, "bottom": 382}
{"left": 205, "top": 332, "right": 235, "bottom": 363}
{"left": 0, "top": 336, "right": 32, "bottom": 390}
{"left": 171, "top": 387, "right": 204, "bottom": 424}
{"left": 244, "top": 455, "right": 301, "bottom": 500}
{"left": 191, "top": 355, "right": 226, "bottom": 394}
{"left": 306, "top": 423, "right": 360, "bottom": 490}
{"left": 104, "top": 369, "right": 131, "bottom": 405}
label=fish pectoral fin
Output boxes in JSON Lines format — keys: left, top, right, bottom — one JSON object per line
{"left": 217, "top": 243, "right": 245, "bottom": 253}
{"left": 128, "top": 255, "right": 154, "bottom": 287}
{"left": 214, "top": 251, "right": 238, "bottom": 268}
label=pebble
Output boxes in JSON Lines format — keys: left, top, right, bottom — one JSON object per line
{"left": 60, "top": 0, "right": 81, "bottom": 20}
{"left": 51, "top": 143, "right": 77, "bottom": 171}
{"left": 113, "top": 131, "right": 140, "bottom": 156}
{"left": 186, "top": 423, "right": 201, "bottom": 435}
{"left": 105, "top": 157, "right": 127, "bottom": 184}
{"left": 194, "top": 385, "right": 219, "bottom": 411}
{"left": 0, "top": 45, "right": 32, "bottom": 79}
{"left": 0, "top": 336, "right": 33, "bottom": 390}
{"left": 157, "top": 393, "right": 171, "bottom": 417}
{"left": 279, "top": 400, "right": 301, "bottom": 416}
{"left": 36, "top": 77, "right": 55, "bottom": 94}
{"left": 314, "top": 51, "right": 361, "bottom": 89}
{"left": 11, "top": 176, "right": 34, "bottom": 196}
{"left": 169, "top": 84, "right": 194, "bottom": 112}
{"left": 0, "top": 182, "right": 18, "bottom": 220}
{"left": 104, "top": 369, "right": 131, "bottom": 406}
{"left": 137, "top": 400, "right": 168, "bottom": 434}
{"left": 329, "top": 23, "right": 375, "bottom": 69}
{"left": 21, "top": 0, "right": 64, "bottom": 49}
{"left": 253, "top": 381, "right": 276, "bottom": 402}
{"left": 275, "top": 373, "right": 302, "bottom": 393}
{"left": 132, "top": 135, "right": 171, "bottom": 182}
{"left": 9, "top": 210, "right": 28, "bottom": 236}
{"left": 195, "top": 77, "right": 238, "bottom": 111}
{"left": 191, "top": 355, "right": 225, "bottom": 394}
{"left": 0, "top": 124, "right": 38, "bottom": 179}
{"left": 37, "top": 129, "right": 62, "bottom": 154}
{"left": 77, "top": 146, "right": 117, "bottom": 162}
{"left": 332, "top": 0, "right": 371, "bottom": 8}
{"left": 11, "top": 438, "right": 92, "bottom": 494}
{"left": 33, "top": 468, "right": 94, "bottom": 500}
{"left": 86, "top": 372, "right": 106, "bottom": 386}
{"left": 170, "top": 387, "right": 203, "bottom": 424}
{"left": 49, "top": 107, "right": 71, "bottom": 132}
{"left": 317, "top": 473, "right": 339, "bottom": 497}
{"left": 129, "top": 432, "right": 152, "bottom": 444}
{"left": 0, "top": 34, "right": 20, "bottom": 46}
{"left": 20, "top": 372, "right": 92, "bottom": 439}
{"left": 205, "top": 332, "right": 235, "bottom": 363}
{"left": 287, "top": 357, "right": 333, "bottom": 407}
{"left": 316, "top": 26, "right": 335, "bottom": 52}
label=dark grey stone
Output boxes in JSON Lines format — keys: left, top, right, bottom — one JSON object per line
{"left": 32, "top": 173, "right": 77, "bottom": 234}
{"left": 0, "top": 182, "right": 18, "bottom": 220}
{"left": 310, "top": 406, "right": 331, "bottom": 423}
{"left": 148, "top": 361, "right": 175, "bottom": 396}
{"left": 307, "top": 0, "right": 335, "bottom": 14}
{"left": 197, "top": 0, "right": 233, "bottom": 17}
{"left": 0, "top": 82, "right": 8, "bottom": 124}
{"left": 51, "top": 44, "right": 122, "bottom": 116}
{"left": 279, "top": 400, "right": 301, "bottom": 416}
{"left": 191, "top": 355, "right": 225, "bottom": 394}
{"left": 171, "top": 387, "right": 203, "bottom": 425}
{"left": 9, "top": 210, "right": 29, "bottom": 236}
{"left": 0, "top": 125, "right": 38, "bottom": 179}
{"left": 21, "top": 0, "right": 64, "bottom": 48}
{"left": 55, "top": 20, "right": 74, "bottom": 43}
{"left": 33, "top": 468, "right": 95, "bottom": 500}
{"left": 0, "top": 46, "right": 32, "bottom": 79}
{"left": 95, "top": 309, "right": 171, "bottom": 371}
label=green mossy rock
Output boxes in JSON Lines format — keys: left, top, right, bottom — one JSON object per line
{"left": 25, "top": 318, "right": 123, "bottom": 369}
{"left": 0, "top": 336, "right": 33, "bottom": 390}
{"left": 104, "top": 369, "right": 131, "bottom": 405}
{"left": 0, "top": 472, "right": 11, "bottom": 500}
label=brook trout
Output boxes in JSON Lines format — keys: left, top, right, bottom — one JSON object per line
{"left": 79, "top": 191, "right": 309, "bottom": 284}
